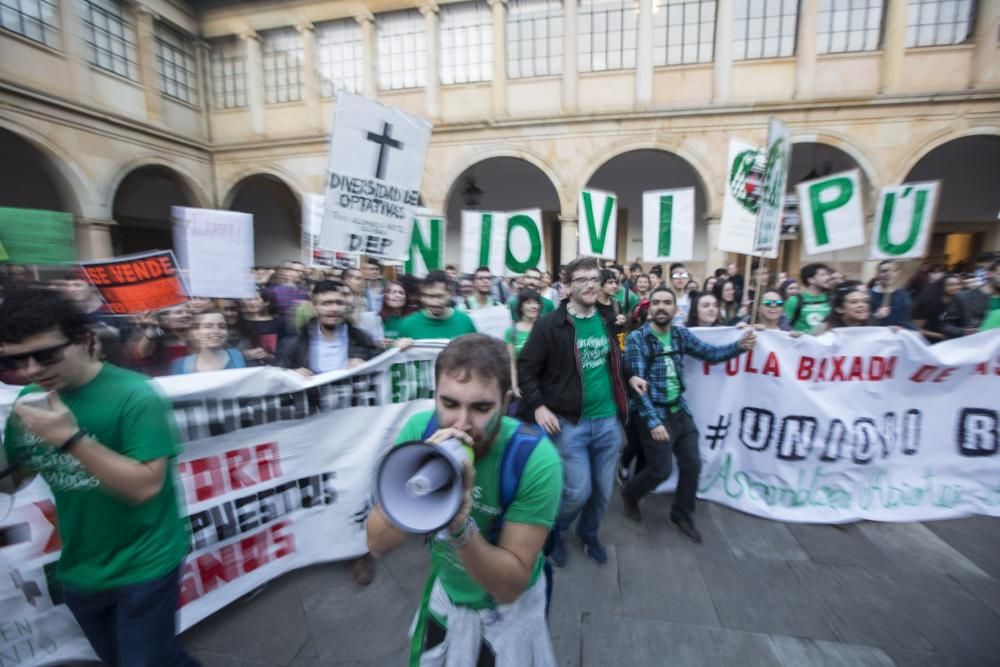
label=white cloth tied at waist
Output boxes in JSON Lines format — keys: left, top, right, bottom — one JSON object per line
{"left": 411, "top": 575, "right": 556, "bottom": 667}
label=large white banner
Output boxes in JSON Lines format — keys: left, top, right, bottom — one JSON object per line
{"left": 171, "top": 207, "right": 255, "bottom": 299}
{"left": 4, "top": 331, "right": 999, "bottom": 664}
{"left": 719, "top": 140, "right": 778, "bottom": 259}
{"left": 797, "top": 170, "right": 866, "bottom": 256}
{"left": 869, "top": 181, "right": 940, "bottom": 260}
{"left": 641, "top": 188, "right": 695, "bottom": 262}
{"left": 320, "top": 93, "right": 432, "bottom": 260}
{"left": 681, "top": 328, "right": 1000, "bottom": 522}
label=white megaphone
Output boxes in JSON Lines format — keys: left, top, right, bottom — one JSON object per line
{"left": 375, "top": 438, "right": 474, "bottom": 533}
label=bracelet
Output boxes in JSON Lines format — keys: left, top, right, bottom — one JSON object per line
{"left": 59, "top": 430, "right": 86, "bottom": 454}
{"left": 447, "top": 517, "right": 477, "bottom": 548}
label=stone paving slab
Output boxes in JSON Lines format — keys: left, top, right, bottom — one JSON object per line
{"left": 178, "top": 504, "right": 1000, "bottom": 666}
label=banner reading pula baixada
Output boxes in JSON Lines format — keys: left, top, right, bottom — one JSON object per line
{"left": 2, "top": 331, "right": 1000, "bottom": 663}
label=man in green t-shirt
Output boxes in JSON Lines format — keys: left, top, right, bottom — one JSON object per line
{"left": 367, "top": 334, "right": 562, "bottom": 664}
{"left": 508, "top": 267, "right": 555, "bottom": 318}
{"left": 784, "top": 262, "right": 832, "bottom": 333}
{"left": 398, "top": 270, "right": 478, "bottom": 340}
{"left": 0, "top": 288, "right": 195, "bottom": 666}
{"left": 517, "top": 256, "right": 645, "bottom": 568}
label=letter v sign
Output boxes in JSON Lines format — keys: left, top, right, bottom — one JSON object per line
{"left": 579, "top": 190, "right": 617, "bottom": 259}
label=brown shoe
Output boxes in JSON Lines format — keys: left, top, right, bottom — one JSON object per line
{"left": 352, "top": 553, "right": 375, "bottom": 586}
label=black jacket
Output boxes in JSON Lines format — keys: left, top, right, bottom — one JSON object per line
{"left": 277, "top": 319, "right": 380, "bottom": 371}
{"left": 517, "top": 301, "right": 633, "bottom": 424}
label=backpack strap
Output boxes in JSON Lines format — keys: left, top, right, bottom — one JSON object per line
{"left": 789, "top": 295, "right": 806, "bottom": 328}
{"left": 487, "top": 423, "right": 545, "bottom": 545}
{"left": 420, "top": 412, "right": 440, "bottom": 441}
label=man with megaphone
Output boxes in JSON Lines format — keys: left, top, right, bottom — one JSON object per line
{"left": 367, "top": 334, "right": 563, "bottom": 666}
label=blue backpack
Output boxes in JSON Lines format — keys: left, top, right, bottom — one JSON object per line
{"left": 409, "top": 414, "right": 554, "bottom": 666}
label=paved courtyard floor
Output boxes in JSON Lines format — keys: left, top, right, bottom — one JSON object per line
{"left": 180, "top": 495, "right": 1000, "bottom": 667}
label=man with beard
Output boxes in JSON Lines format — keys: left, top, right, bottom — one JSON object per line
{"left": 397, "top": 271, "right": 478, "bottom": 340}
{"left": 277, "top": 280, "right": 380, "bottom": 585}
{"left": 621, "top": 286, "right": 756, "bottom": 543}
{"left": 366, "top": 335, "right": 563, "bottom": 666}
{"left": 517, "top": 257, "right": 645, "bottom": 567}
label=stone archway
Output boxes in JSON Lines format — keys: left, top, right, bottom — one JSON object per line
{"left": 585, "top": 149, "right": 710, "bottom": 274}
{"left": 444, "top": 157, "right": 562, "bottom": 269}
{"left": 904, "top": 135, "right": 1000, "bottom": 268}
{"left": 111, "top": 165, "right": 201, "bottom": 256}
{"left": 225, "top": 174, "right": 302, "bottom": 266}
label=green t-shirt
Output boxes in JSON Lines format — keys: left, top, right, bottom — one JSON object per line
{"left": 395, "top": 411, "right": 562, "bottom": 610}
{"left": 652, "top": 329, "right": 682, "bottom": 411}
{"left": 382, "top": 315, "right": 403, "bottom": 340}
{"left": 990, "top": 295, "right": 1000, "bottom": 315}
{"left": 3, "top": 364, "right": 189, "bottom": 591}
{"left": 572, "top": 313, "right": 617, "bottom": 418}
{"left": 508, "top": 296, "right": 554, "bottom": 320}
{"left": 784, "top": 292, "right": 832, "bottom": 333}
{"left": 981, "top": 308, "right": 1000, "bottom": 331}
{"left": 396, "top": 309, "right": 477, "bottom": 340}
{"left": 615, "top": 288, "right": 639, "bottom": 311}
{"left": 504, "top": 326, "right": 532, "bottom": 358}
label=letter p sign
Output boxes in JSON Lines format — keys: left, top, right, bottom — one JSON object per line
{"left": 797, "top": 169, "right": 865, "bottom": 256}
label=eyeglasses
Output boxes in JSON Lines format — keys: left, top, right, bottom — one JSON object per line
{"left": 671, "top": 272, "right": 690, "bottom": 280}
{"left": 571, "top": 277, "right": 601, "bottom": 286}
{"left": 0, "top": 341, "right": 74, "bottom": 371}
{"left": 761, "top": 299, "right": 784, "bottom": 307}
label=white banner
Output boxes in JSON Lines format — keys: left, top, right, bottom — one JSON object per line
{"left": 641, "top": 188, "right": 695, "bottom": 262}
{"left": 303, "top": 193, "right": 357, "bottom": 269}
{"left": 405, "top": 213, "right": 446, "bottom": 278}
{"left": 467, "top": 305, "right": 513, "bottom": 340}
{"left": 504, "top": 208, "right": 546, "bottom": 274}
{"left": 460, "top": 210, "right": 507, "bottom": 275}
{"left": 5, "top": 331, "right": 1000, "bottom": 663}
{"left": 320, "top": 93, "right": 432, "bottom": 260}
{"left": 578, "top": 190, "right": 617, "bottom": 259}
{"left": 798, "top": 170, "right": 866, "bottom": 256}
{"left": 679, "top": 327, "right": 1000, "bottom": 522}
{"left": 869, "top": 181, "right": 940, "bottom": 260}
{"left": 719, "top": 140, "right": 777, "bottom": 259}
{"left": 171, "top": 207, "right": 255, "bottom": 299}
{"left": 753, "top": 118, "right": 790, "bottom": 255}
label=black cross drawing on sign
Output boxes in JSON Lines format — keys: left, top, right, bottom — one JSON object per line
{"left": 366, "top": 122, "right": 404, "bottom": 180}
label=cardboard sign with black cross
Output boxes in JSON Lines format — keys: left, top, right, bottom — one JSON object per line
{"left": 320, "top": 93, "right": 432, "bottom": 260}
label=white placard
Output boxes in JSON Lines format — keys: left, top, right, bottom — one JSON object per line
{"left": 642, "top": 188, "right": 695, "bottom": 262}
{"left": 320, "top": 93, "right": 432, "bottom": 259}
{"left": 466, "top": 304, "right": 514, "bottom": 340}
{"left": 171, "top": 207, "right": 255, "bottom": 298}
{"left": 797, "top": 170, "right": 866, "bottom": 256}
{"left": 868, "top": 181, "right": 940, "bottom": 260}
{"left": 718, "top": 140, "right": 778, "bottom": 259}
{"left": 405, "top": 213, "right": 445, "bottom": 278}
{"left": 578, "top": 190, "right": 618, "bottom": 259}
{"left": 460, "top": 210, "right": 506, "bottom": 275}
{"left": 754, "top": 118, "right": 790, "bottom": 255}
{"left": 504, "top": 208, "right": 546, "bottom": 274}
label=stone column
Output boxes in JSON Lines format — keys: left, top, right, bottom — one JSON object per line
{"left": 298, "top": 22, "right": 321, "bottom": 131}
{"left": 971, "top": 0, "right": 1000, "bottom": 88}
{"left": 561, "top": 0, "right": 578, "bottom": 113}
{"left": 241, "top": 31, "right": 266, "bottom": 136}
{"left": 635, "top": 0, "right": 654, "bottom": 108}
{"left": 794, "top": 0, "right": 818, "bottom": 98}
{"left": 713, "top": 0, "right": 733, "bottom": 103}
{"left": 75, "top": 219, "right": 116, "bottom": 260}
{"left": 879, "top": 0, "right": 907, "bottom": 93}
{"left": 134, "top": 6, "right": 162, "bottom": 121}
{"left": 59, "top": 0, "right": 92, "bottom": 100}
{"left": 489, "top": 0, "right": 508, "bottom": 119}
{"left": 704, "top": 215, "right": 725, "bottom": 273}
{"left": 560, "top": 216, "right": 578, "bottom": 264}
{"left": 356, "top": 13, "right": 377, "bottom": 98}
{"left": 420, "top": 1, "right": 441, "bottom": 120}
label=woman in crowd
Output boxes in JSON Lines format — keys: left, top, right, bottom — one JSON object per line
{"left": 779, "top": 279, "right": 800, "bottom": 300}
{"left": 217, "top": 299, "right": 243, "bottom": 348}
{"left": 714, "top": 278, "right": 745, "bottom": 325}
{"left": 380, "top": 280, "right": 413, "bottom": 345}
{"left": 686, "top": 292, "right": 722, "bottom": 328}
{"left": 505, "top": 289, "right": 541, "bottom": 404}
{"left": 595, "top": 269, "right": 626, "bottom": 336}
{"left": 170, "top": 309, "right": 246, "bottom": 374}
{"left": 702, "top": 275, "right": 718, "bottom": 295}
{"left": 238, "top": 287, "right": 281, "bottom": 365}
{"left": 912, "top": 273, "right": 973, "bottom": 342}
{"left": 811, "top": 281, "right": 872, "bottom": 335}
{"left": 754, "top": 290, "right": 791, "bottom": 331}
{"left": 130, "top": 303, "right": 193, "bottom": 376}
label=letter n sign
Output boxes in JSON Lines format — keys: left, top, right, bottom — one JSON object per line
{"left": 404, "top": 215, "right": 444, "bottom": 278}
{"left": 868, "top": 181, "right": 940, "bottom": 260}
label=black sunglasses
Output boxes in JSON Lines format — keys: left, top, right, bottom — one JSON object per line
{"left": 0, "top": 341, "right": 74, "bottom": 371}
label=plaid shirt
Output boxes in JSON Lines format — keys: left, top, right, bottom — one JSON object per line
{"left": 624, "top": 323, "right": 743, "bottom": 429}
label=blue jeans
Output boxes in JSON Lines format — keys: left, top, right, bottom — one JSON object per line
{"left": 552, "top": 415, "right": 623, "bottom": 543}
{"left": 62, "top": 564, "right": 199, "bottom": 667}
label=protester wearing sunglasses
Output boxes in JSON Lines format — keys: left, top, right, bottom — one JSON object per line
{"left": 0, "top": 287, "right": 195, "bottom": 666}
{"left": 754, "top": 291, "right": 792, "bottom": 331}
{"left": 669, "top": 263, "right": 694, "bottom": 325}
